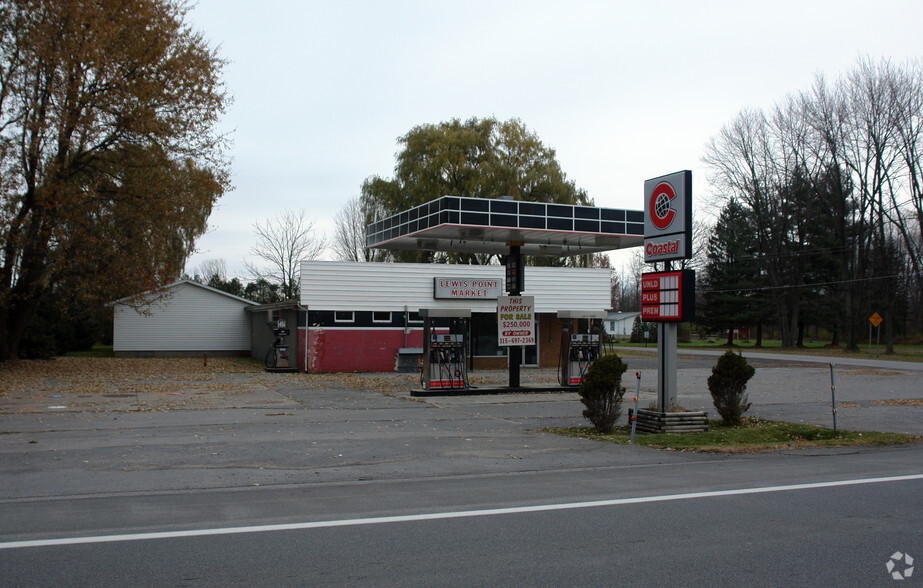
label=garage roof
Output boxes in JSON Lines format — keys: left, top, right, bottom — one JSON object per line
{"left": 367, "top": 196, "right": 644, "bottom": 256}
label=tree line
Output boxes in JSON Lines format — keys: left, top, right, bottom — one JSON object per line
{"left": 700, "top": 57, "right": 923, "bottom": 350}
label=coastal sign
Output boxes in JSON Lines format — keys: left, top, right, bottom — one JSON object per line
{"left": 644, "top": 170, "right": 692, "bottom": 263}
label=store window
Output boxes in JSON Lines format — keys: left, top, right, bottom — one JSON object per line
{"left": 372, "top": 311, "right": 391, "bottom": 323}
{"left": 334, "top": 311, "right": 354, "bottom": 323}
{"left": 470, "top": 313, "right": 506, "bottom": 357}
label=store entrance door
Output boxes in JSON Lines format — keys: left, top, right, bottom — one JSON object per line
{"left": 521, "top": 321, "right": 539, "bottom": 367}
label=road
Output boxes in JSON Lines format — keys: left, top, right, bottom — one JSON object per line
{"left": 0, "top": 354, "right": 920, "bottom": 585}
{"left": 1, "top": 452, "right": 920, "bottom": 586}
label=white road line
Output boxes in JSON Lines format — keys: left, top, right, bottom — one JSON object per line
{"left": 2, "top": 474, "right": 921, "bottom": 550}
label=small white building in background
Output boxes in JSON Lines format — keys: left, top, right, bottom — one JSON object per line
{"left": 113, "top": 280, "right": 257, "bottom": 357}
{"left": 604, "top": 310, "right": 641, "bottom": 338}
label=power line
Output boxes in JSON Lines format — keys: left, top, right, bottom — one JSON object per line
{"left": 701, "top": 273, "right": 904, "bottom": 294}
{"left": 712, "top": 244, "right": 856, "bottom": 263}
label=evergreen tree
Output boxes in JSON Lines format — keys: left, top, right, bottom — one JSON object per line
{"left": 207, "top": 276, "right": 246, "bottom": 299}
{"left": 701, "top": 199, "right": 762, "bottom": 345}
{"left": 244, "top": 279, "right": 283, "bottom": 305}
{"left": 630, "top": 315, "right": 643, "bottom": 343}
{"left": 790, "top": 165, "right": 851, "bottom": 346}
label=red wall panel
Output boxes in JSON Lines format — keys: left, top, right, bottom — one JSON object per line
{"left": 307, "top": 328, "right": 425, "bottom": 373}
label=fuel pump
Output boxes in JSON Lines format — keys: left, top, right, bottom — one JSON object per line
{"left": 565, "top": 333, "right": 600, "bottom": 385}
{"left": 428, "top": 333, "right": 467, "bottom": 389}
{"left": 557, "top": 310, "right": 606, "bottom": 386}
{"left": 265, "top": 319, "right": 290, "bottom": 369}
{"left": 420, "top": 309, "right": 471, "bottom": 391}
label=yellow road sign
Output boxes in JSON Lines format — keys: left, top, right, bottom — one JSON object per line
{"left": 869, "top": 312, "right": 883, "bottom": 327}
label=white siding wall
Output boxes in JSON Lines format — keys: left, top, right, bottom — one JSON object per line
{"left": 114, "top": 282, "right": 253, "bottom": 352}
{"left": 300, "top": 261, "right": 610, "bottom": 313}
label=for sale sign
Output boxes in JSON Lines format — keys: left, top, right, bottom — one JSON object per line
{"left": 644, "top": 170, "right": 692, "bottom": 263}
{"left": 497, "top": 295, "right": 535, "bottom": 346}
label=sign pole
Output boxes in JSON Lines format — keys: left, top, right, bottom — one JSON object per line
{"left": 829, "top": 363, "right": 837, "bottom": 434}
{"left": 510, "top": 329, "right": 520, "bottom": 388}
{"left": 657, "top": 322, "right": 665, "bottom": 409}
{"left": 868, "top": 313, "right": 883, "bottom": 357}
{"left": 503, "top": 245, "right": 525, "bottom": 388}
{"left": 655, "top": 261, "right": 679, "bottom": 411}
{"left": 664, "top": 323, "right": 678, "bottom": 410}
{"left": 630, "top": 372, "right": 641, "bottom": 443}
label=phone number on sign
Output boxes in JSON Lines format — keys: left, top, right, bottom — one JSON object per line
{"left": 501, "top": 337, "right": 534, "bottom": 345}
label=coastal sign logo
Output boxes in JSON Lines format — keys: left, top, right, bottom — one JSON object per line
{"left": 649, "top": 181, "right": 677, "bottom": 230}
{"left": 643, "top": 170, "right": 692, "bottom": 263}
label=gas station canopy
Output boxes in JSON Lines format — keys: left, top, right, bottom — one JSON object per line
{"left": 367, "top": 196, "right": 644, "bottom": 256}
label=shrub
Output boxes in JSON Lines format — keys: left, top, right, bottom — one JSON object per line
{"left": 708, "top": 350, "right": 755, "bottom": 423}
{"left": 578, "top": 353, "right": 628, "bottom": 434}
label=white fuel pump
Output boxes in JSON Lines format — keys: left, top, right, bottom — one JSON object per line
{"left": 420, "top": 308, "right": 471, "bottom": 391}
{"left": 557, "top": 310, "right": 607, "bottom": 386}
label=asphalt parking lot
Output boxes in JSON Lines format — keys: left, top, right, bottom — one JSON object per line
{"left": 2, "top": 351, "right": 921, "bottom": 435}
{"left": 0, "top": 351, "right": 920, "bottom": 499}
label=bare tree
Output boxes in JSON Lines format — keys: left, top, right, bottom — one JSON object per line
{"left": 611, "top": 251, "right": 645, "bottom": 311}
{"left": 194, "top": 259, "right": 228, "bottom": 282}
{"left": 888, "top": 60, "right": 923, "bottom": 286}
{"left": 332, "top": 196, "right": 386, "bottom": 262}
{"left": 245, "top": 209, "right": 325, "bottom": 300}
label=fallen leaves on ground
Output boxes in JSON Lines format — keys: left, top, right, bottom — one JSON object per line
{"left": 0, "top": 357, "right": 424, "bottom": 398}
{"left": 875, "top": 399, "right": 923, "bottom": 406}
{"left": 1, "top": 358, "right": 570, "bottom": 413}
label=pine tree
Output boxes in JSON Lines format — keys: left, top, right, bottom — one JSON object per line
{"left": 701, "top": 199, "right": 762, "bottom": 345}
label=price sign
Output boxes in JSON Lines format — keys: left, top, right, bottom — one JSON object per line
{"left": 641, "top": 270, "right": 695, "bottom": 322}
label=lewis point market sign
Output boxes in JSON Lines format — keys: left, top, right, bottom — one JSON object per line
{"left": 644, "top": 170, "right": 692, "bottom": 263}
{"left": 434, "top": 277, "right": 503, "bottom": 299}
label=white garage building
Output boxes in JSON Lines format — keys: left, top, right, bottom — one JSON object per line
{"left": 112, "top": 280, "right": 257, "bottom": 357}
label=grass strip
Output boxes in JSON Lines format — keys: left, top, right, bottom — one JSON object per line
{"left": 63, "top": 345, "right": 115, "bottom": 358}
{"left": 547, "top": 418, "right": 920, "bottom": 453}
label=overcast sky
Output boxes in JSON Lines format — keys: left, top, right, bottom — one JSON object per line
{"left": 183, "top": 0, "right": 922, "bottom": 278}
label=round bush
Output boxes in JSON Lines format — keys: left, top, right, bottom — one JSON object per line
{"left": 578, "top": 354, "right": 628, "bottom": 434}
{"left": 707, "top": 350, "right": 755, "bottom": 423}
